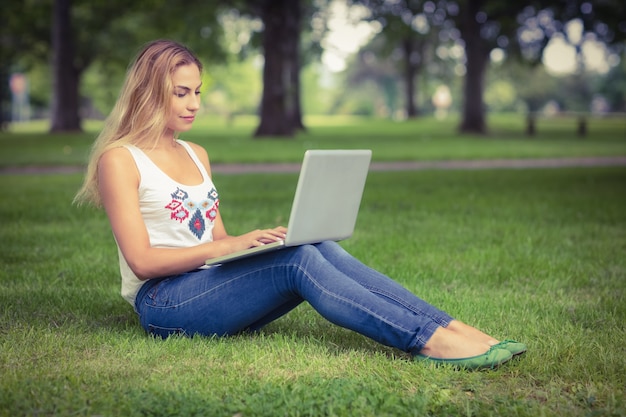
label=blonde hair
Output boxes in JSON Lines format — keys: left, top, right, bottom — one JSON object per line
{"left": 74, "top": 39, "right": 203, "bottom": 207}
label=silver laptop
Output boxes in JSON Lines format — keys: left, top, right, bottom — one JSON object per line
{"left": 205, "top": 149, "right": 372, "bottom": 266}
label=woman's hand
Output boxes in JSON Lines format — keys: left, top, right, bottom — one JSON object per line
{"left": 225, "top": 226, "right": 287, "bottom": 252}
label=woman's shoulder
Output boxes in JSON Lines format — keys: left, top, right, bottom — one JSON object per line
{"left": 100, "top": 146, "right": 134, "bottom": 166}
{"left": 183, "top": 141, "right": 209, "bottom": 159}
{"left": 98, "top": 146, "right": 139, "bottom": 180}
{"left": 181, "top": 141, "right": 212, "bottom": 171}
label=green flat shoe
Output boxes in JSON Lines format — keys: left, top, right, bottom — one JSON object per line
{"left": 414, "top": 347, "right": 513, "bottom": 370}
{"left": 493, "top": 340, "right": 527, "bottom": 356}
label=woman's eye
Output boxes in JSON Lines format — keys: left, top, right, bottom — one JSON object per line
{"left": 195, "top": 91, "right": 201, "bottom": 96}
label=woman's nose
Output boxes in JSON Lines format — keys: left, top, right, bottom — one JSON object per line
{"left": 188, "top": 94, "right": 200, "bottom": 110}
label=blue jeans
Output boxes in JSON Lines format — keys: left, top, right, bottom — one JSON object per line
{"left": 135, "top": 241, "right": 453, "bottom": 354}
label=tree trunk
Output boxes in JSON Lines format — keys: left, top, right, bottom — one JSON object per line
{"left": 0, "top": 64, "right": 10, "bottom": 130}
{"left": 288, "top": 52, "right": 306, "bottom": 131}
{"left": 526, "top": 113, "right": 536, "bottom": 136}
{"left": 286, "top": 0, "right": 305, "bottom": 131}
{"left": 50, "top": 0, "right": 82, "bottom": 133}
{"left": 459, "top": 0, "right": 488, "bottom": 134}
{"left": 402, "top": 37, "right": 419, "bottom": 119}
{"left": 255, "top": 0, "right": 298, "bottom": 138}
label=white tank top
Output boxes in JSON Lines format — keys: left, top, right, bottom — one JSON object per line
{"left": 118, "top": 140, "right": 219, "bottom": 306}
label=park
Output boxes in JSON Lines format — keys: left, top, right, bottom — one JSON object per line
{"left": 1, "top": 1, "right": 626, "bottom": 416}
{"left": 1, "top": 115, "right": 625, "bottom": 416}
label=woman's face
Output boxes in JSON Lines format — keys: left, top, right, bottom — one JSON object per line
{"left": 166, "top": 64, "right": 202, "bottom": 134}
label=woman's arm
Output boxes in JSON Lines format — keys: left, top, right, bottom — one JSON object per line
{"left": 98, "top": 146, "right": 286, "bottom": 280}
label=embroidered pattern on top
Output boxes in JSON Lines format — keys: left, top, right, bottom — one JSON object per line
{"left": 165, "top": 186, "right": 219, "bottom": 239}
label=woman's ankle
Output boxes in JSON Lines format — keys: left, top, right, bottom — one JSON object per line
{"left": 420, "top": 326, "right": 491, "bottom": 359}
{"left": 446, "top": 320, "right": 499, "bottom": 346}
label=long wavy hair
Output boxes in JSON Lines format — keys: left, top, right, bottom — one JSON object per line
{"left": 74, "top": 39, "right": 203, "bottom": 207}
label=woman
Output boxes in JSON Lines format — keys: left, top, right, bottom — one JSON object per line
{"left": 75, "top": 39, "right": 526, "bottom": 370}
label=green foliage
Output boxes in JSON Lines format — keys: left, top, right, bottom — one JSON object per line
{"left": 301, "top": 64, "right": 336, "bottom": 115}
{"left": 597, "top": 59, "right": 626, "bottom": 111}
{"left": 81, "top": 61, "right": 128, "bottom": 117}
{"left": 484, "top": 79, "right": 519, "bottom": 112}
{"left": 202, "top": 57, "right": 263, "bottom": 117}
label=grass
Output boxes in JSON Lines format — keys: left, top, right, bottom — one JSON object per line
{"left": 1, "top": 115, "right": 625, "bottom": 416}
{"left": 2, "top": 170, "right": 625, "bottom": 416}
{"left": 1, "top": 113, "right": 626, "bottom": 167}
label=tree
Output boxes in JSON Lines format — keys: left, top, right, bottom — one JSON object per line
{"left": 347, "top": 38, "right": 403, "bottom": 117}
{"left": 0, "top": 0, "right": 51, "bottom": 130}
{"left": 9, "top": 0, "right": 327, "bottom": 138}
{"left": 245, "top": 0, "right": 327, "bottom": 137}
{"left": 456, "top": 0, "right": 626, "bottom": 134}
{"left": 234, "top": 0, "right": 328, "bottom": 138}
{"left": 576, "top": 0, "right": 626, "bottom": 47}
{"left": 349, "top": 0, "right": 447, "bottom": 118}
{"left": 456, "top": 0, "right": 488, "bottom": 133}
{"left": 546, "top": 0, "right": 626, "bottom": 112}
{"left": 50, "top": 0, "right": 228, "bottom": 133}
{"left": 50, "top": 0, "right": 81, "bottom": 132}
{"left": 253, "top": 0, "right": 301, "bottom": 137}
{"left": 597, "top": 60, "right": 626, "bottom": 111}
{"left": 453, "top": 0, "right": 537, "bottom": 134}
{"left": 7, "top": 0, "right": 227, "bottom": 133}
{"left": 351, "top": 0, "right": 538, "bottom": 130}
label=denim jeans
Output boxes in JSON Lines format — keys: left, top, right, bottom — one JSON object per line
{"left": 135, "top": 241, "right": 453, "bottom": 354}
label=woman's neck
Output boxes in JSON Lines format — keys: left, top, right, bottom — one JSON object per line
{"left": 156, "top": 130, "right": 179, "bottom": 149}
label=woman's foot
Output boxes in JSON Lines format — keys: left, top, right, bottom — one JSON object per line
{"left": 446, "top": 320, "right": 527, "bottom": 356}
{"left": 414, "top": 321, "right": 516, "bottom": 370}
{"left": 446, "top": 320, "right": 500, "bottom": 346}
{"left": 419, "top": 325, "right": 493, "bottom": 359}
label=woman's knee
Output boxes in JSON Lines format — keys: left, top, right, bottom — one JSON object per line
{"left": 314, "top": 240, "right": 344, "bottom": 254}
{"left": 316, "top": 240, "right": 351, "bottom": 260}
{"left": 281, "top": 241, "right": 346, "bottom": 272}
{"left": 283, "top": 244, "right": 329, "bottom": 270}
{"left": 291, "top": 243, "right": 323, "bottom": 259}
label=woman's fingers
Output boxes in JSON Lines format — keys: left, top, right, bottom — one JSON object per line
{"left": 257, "top": 228, "right": 286, "bottom": 244}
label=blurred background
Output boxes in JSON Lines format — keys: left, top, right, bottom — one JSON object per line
{"left": 1, "top": 0, "right": 624, "bottom": 137}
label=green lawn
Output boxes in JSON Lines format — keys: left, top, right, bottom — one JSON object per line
{"left": 1, "top": 116, "right": 625, "bottom": 416}
{"left": 1, "top": 113, "right": 625, "bottom": 167}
